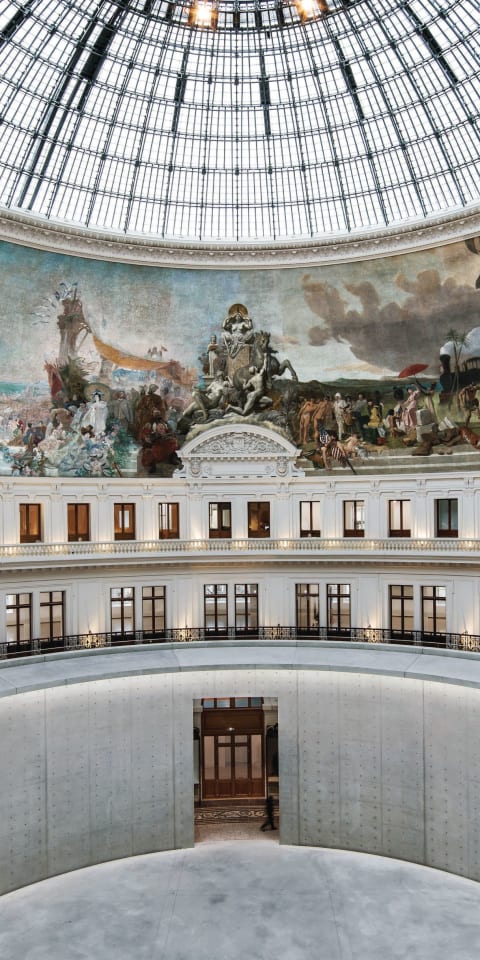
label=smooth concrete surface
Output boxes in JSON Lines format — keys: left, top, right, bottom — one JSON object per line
{"left": 2, "top": 640, "right": 480, "bottom": 698}
{"left": 2, "top": 644, "right": 480, "bottom": 893}
{"left": 1, "top": 843, "right": 480, "bottom": 960}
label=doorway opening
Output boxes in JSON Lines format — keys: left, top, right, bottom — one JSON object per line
{"left": 194, "top": 696, "right": 278, "bottom": 841}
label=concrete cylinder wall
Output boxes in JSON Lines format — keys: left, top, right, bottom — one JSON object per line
{"left": 1, "top": 644, "right": 480, "bottom": 893}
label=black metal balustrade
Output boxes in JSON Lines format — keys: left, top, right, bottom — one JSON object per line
{"left": 1, "top": 626, "right": 479, "bottom": 659}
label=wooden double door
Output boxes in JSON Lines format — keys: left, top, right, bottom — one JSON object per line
{"left": 202, "top": 708, "right": 264, "bottom": 799}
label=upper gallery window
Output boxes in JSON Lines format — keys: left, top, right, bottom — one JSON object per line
{"left": 114, "top": 503, "right": 136, "bottom": 540}
{"left": 388, "top": 500, "right": 411, "bottom": 538}
{"left": 300, "top": 501, "right": 321, "bottom": 538}
{"left": 248, "top": 502, "right": 270, "bottom": 539}
{"left": 159, "top": 503, "right": 179, "bottom": 539}
{"left": 209, "top": 502, "right": 232, "bottom": 539}
{"left": 343, "top": 500, "right": 365, "bottom": 538}
{"left": 68, "top": 503, "right": 90, "bottom": 542}
{"left": 20, "top": 503, "right": 42, "bottom": 543}
{"left": 435, "top": 499, "right": 458, "bottom": 538}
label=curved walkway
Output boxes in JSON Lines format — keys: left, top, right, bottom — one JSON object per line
{"left": 1, "top": 843, "right": 479, "bottom": 960}
{"left": 1, "top": 639, "right": 480, "bottom": 698}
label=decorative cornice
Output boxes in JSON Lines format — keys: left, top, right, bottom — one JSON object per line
{"left": 0, "top": 205, "right": 479, "bottom": 269}
{"left": 177, "top": 422, "right": 303, "bottom": 480}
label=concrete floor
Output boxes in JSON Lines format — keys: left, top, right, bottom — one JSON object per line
{"left": 1, "top": 842, "right": 480, "bottom": 960}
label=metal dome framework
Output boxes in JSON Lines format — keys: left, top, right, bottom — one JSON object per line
{"left": 0, "top": 0, "right": 479, "bottom": 242}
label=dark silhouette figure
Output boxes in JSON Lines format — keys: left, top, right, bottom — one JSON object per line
{"left": 260, "top": 794, "right": 276, "bottom": 831}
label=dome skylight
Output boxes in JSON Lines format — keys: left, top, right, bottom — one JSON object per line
{"left": 0, "top": 0, "right": 478, "bottom": 242}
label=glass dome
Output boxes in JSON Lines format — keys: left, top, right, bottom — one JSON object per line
{"left": 0, "top": 0, "right": 479, "bottom": 242}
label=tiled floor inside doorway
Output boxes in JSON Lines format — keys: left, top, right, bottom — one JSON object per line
{"left": 194, "top": 802, "right": 279, "bottom": 842}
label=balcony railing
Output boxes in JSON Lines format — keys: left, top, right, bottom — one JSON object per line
{"left": 0, "top": 536, "right": 477, "bottom": 565}
{"left": 1, "top": 625, "right": 478, "bottom": 660}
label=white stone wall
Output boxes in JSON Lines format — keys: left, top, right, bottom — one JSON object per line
{"left": 2, "top": 651, "right": 480, "bottom": 893}
{"left": 0, "top": 472, "right": 478, "bottom": 543}
{"left": 0, "top": 565, "right": 478, "bottom": 638}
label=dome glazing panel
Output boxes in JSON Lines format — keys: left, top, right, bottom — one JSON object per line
{"left": 0, "top": 0, "right": 479, "bottom": 242}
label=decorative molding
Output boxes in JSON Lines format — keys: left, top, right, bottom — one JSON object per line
{"left": 176, "top": 423, "right": 304, "bottom": 480}
{"left": 0, "top": 206, "right": 479, "bottom": 269}
{"left": 0, "top": 536, "right": 478, "bottom": 575}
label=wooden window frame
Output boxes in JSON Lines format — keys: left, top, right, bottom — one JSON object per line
{"left": 159, "top": 503, "right": 179, "bottom": 539}
{"left": 208, "top": 502, "right": 232, "bottom": 539}
{"left": 295, "top": 583, "right": 319, "bottom": 634}
{"left": 19, "top": 502, "right": 42, "bottom": 543}
{"left": 114, "top": 502, "right": 136, "bottom": 540}
{"left": 389, "top": 584, "right": 414, "bottom": 638}
{"left": 204, "top": 583, "right": 228, "bottom": 635}
{"left": 39, "top": 590, "right": 65, "bottom": 640}
{"left": 300, "top": 501, "right": 321, "bottom": 538}
{"left": 234, "top": 583, "right": 258, "bottom": 634}
{"left": 327, "top": 583, "right": 351, "bottom": 635}
{"left": 422, "top": 585, "right": 446, "bottom": 637}
{"left": 435, "top": 498, "right": 458, "bottom": 538}
{"left": 67, "top": 503, "right": 90, "bottom": 542}
{"left": 343, "top": 500, "right": 365, "bottom": 538}
{"left": 110, "top": 586, "right": 135, "bottom": 635}
{"left": 247, "top": 502, "right": 270, "bottom": 539}
{"left": 142, "top": 585, "right": 166, "bottom": 638}
{"left": 5, "top": 592, "right": 32, "bottom": 646}
{"left": 388, "top": 500, "right": 411, "bottom": 538}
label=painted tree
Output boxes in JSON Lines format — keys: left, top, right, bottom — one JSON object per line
{"left": 444, "top": 328, "right": 470, "bottom": 411}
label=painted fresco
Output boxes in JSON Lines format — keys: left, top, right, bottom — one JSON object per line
{"left": 0, "top": 236, "right": 479, "bottom": 477}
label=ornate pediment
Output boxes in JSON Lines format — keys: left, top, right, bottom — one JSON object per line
{"left": 175, "top": 423, "right": 303, "bottom": 480}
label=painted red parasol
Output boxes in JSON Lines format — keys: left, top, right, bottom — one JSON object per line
{"left": 397, "top": 363, "right": 429, "bottom": 378}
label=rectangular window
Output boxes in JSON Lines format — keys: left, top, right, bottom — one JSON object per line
{"left": 20, "top": 503, "right": 42, "bottom": 543}
{"left": 343, "top": 501, "right": 365, "bottom": 537}
{"left": 39, "top": 591, "right": 65, "bottom": 640}
{"left": 300, "top": 501, "right": 321, "bottom": 537}
{"left": 388, "top": 500, "right": 411, "bottom": 537}
{"left": 111, "top": 587, "right": 135, "bottom": 635}
{"left": 295, "top": 583, "right": 319, "bottom": 634}
{"left": 235, "top": 583, "right": 258, "bottom": 633}
{"left": 204, "top": 583, "right": 228, "bottom": 635}
{"left": 435, "top": 498, "right": 458, "bottom": 538}
{"left": 67, "top": 503, "right": 90, "bottom": 542}
{"left": 202, "top": 697, "right": 263, "bottom": 708}
{"left": 142, "top": 585, "right": 166, "bottom": 638}
{"left": 5, "top": 593, "right": 32, "bottom": 645}
{"left": 159, "top": 503, "right": 179, "bottom": 539}
{"left": 422, "top": 585, "right": 446, "bottom": 637}
{"left": 327, "top": 584, "right": 351, "bottom": 634}
{"left": 248, "top": 502, "right": 270, "bottom": 539}
{"left": 114, "top": 503, "right": 136, "bottom": 540}
{"left": 209, "top": 502, "right": 232, "bottom": 539}
{"left": 389, "top": 585, "right": 414, "bottom": 638}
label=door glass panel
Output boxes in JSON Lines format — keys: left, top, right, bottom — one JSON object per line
{"left": 218, "top": 745, "right": 231, "bottom": 779}
{"left": 251, "top": 734, "right": 262, "bottom": 779}
{"left": 204, "top": 736, "right": 215, "bottom": 780}
{"left": 235, "top": 742, "right": 248, "bottom": 779}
